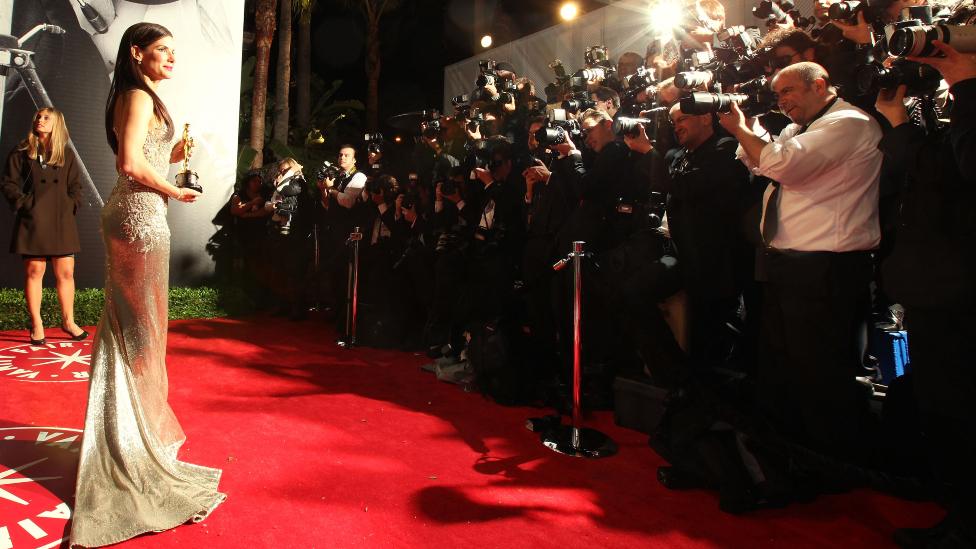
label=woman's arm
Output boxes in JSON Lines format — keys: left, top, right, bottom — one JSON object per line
{"left": 115, "top": 90, "right": 197, "bottom": 202}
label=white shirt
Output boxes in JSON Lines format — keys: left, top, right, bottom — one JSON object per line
{"left": 736, "top": 98, "right": 882, "bottom": 252}
{"left": 336, "top": 171, "right": 367, "bottom": 209}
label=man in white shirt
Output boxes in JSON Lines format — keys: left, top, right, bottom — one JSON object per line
{"left": 718, "top": 62, "right": 881, "bottom": 463}
{"left": 322, "top": 145, "right": 367, "bottom": 209}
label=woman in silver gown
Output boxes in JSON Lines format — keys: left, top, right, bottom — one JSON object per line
{"left": 70, "top": 22, "right": 225, "bottom": 548}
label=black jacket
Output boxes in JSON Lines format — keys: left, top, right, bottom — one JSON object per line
{"left": 879, "top": 78, "right": 976, "bottom": 308}
{"left": 665, "top": 134, "right": 754, "bottom": 300}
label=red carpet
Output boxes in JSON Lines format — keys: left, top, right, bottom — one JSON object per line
{"left": 0, "top": 316, "right": 943, "bottom": 548}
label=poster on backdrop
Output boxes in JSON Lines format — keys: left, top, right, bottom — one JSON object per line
{"left": 0, "top": 0, "right": 244, "bottom": 288}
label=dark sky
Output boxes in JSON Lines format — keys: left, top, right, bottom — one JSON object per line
{"left": 246, "top": 0, "right": 605, "bottom": 135}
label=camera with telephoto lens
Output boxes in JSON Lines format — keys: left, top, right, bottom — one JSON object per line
{"left": 856, "top": 57, "right": 942, "bottom": 96}
{"left": 679, "top": 76, "right": 777, "bottom": 116}
{"left": 675, "top": 70, "right": 714, "bottom": 90}
{"left": 535, "top": 117, "right": 583, "bottom": 148}
{"left": 272, "top": 171, "right": 306, "bottom": 235}
{"left": 887, "top": 23, "right": 976, "bottom": 56}
{"left": 612, "top": 107, "right": 667, "bottom": 141}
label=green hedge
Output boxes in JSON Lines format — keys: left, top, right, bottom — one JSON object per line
{"left": 0, "top": 286, "right": 255, "bottom": 331}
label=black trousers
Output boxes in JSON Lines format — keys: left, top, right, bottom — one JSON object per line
{"left": 758, "top": 249, "right": 873, "bottom": 463}
{"left": 903, "top": 307, "right": 976, "bottom": 508}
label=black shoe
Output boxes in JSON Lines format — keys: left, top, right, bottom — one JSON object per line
{"left": 62, "top": 324, "right": 89, "bottom": 341}
{"left": 28, "top": 324, "right": 46, "bottom": 346}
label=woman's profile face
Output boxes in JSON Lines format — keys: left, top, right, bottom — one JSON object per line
{"left": 33, "top": 111, "right": 55, "bottom": 136}
{"left": 137, "top": 35, "right": 176, "bottom": 81}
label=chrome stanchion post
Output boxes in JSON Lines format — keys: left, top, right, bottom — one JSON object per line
{"left": 541, "top": 240, "right": 617, "bottom": 458}
{"left": 338, "top": 226, "right": 362, "bottom": 348}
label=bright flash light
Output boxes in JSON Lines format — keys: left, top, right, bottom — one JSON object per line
{"left": 649, "top": 0, "right": 684, "bottom": 39}
{"left": 394, "top": 136, "right": 402, "bottom": 143}
{"left": 560, "top": 2, "right": 579, "bottom": 21}
{"left": 481, "top": 34, "right": 493, "bottom": 48}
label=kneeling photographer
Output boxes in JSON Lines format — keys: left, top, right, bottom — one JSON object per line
{"left": 874, "top": 34, "right": 976, "bottom": 546}
{"left": 265, "top": 157, "right": 314, "bottom": 320}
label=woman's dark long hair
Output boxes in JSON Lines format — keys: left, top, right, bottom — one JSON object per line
{"left": 105, "top": 22, "right": 175, "bottom": 154}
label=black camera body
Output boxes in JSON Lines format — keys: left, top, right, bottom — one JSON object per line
{"left": 680, "top": 76, "right": 777, "bottom": 117}
{"left": 474, "top": 59, "right": 517, "bottom": 105}
{"left": 535, "top": 118, "right": 583, "bottom": 148}
{"left": 562, "top": 90, "right": 596, "bottom": 114}
{"left": 315, "top": 160, "right": 343, "bottom": 182}
{"left": 856, "top": 57, "right": 942, "bottom": 96}
{"left": 828, "top": 0, "right": 888, "bottom": 26}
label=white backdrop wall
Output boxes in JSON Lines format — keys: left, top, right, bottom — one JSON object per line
{"left": 444, "top": 0, "right": 757, "bottom": 113}
{"left": 1, "top": 0, "right": 244, "bottom": 288}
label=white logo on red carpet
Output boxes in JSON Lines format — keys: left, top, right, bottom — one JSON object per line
{"left": 0, "top": 343, "right": 91, "bottom": 384}
{"left": 0, "top": 427, "right": 80, "bottom": 549}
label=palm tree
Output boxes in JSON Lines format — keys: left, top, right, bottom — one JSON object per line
{"left": 273, "top": 0, "right": 293, "bottom": 146}
{"left": 341, "top": 0, "right": 401, "bottom": 130}
{"left": 293, "top": 0, "right": 317, "bottom": 136}
{"left": 250, "top": 0, "right": 278, "bottom": 168}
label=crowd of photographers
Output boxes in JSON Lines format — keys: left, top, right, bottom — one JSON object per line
{"left": 222, "top": 0, "right": 976, "bottom": 543}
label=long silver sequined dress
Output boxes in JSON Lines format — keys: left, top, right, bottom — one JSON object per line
{"left": 70, "top": 125, "right": 225, "bottom": 548}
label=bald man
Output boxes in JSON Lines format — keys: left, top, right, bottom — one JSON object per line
{"left": 718, "top": 62, "right": 882, "bottom": 465}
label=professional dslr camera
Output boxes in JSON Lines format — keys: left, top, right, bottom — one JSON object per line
{"left": 620, "top": 68, "right": 659, "bottom": 117}
{"left": 534, "top": 110, "right": 583, "bottom": 148}
{"left": 543, "top": 45, "right": 618, "bottom": 104}
{"left": 679, "top": 75, "right": 778, "bottom": 116}
{"left": 612, "top": 107, "right": 668, "bottom": 141}
{"left": 855, "top": 5, "right": 975, "bottom": 101}
{"left": 472, "top": 59, "right": 518, "bottom": 105}
{"left": 673, "top": 26, "right": 777, "bottom": 93}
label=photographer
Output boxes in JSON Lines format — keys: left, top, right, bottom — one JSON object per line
{"left": 319, "top": 146, "right": 368, "bottom": 330}
{"left": 590, "top": 86, "right": 621, "bottom": 119}
{"left": 759, "top": 26, "right": 878, "bottom": 112}
{"left": 874, "top": 40, "right": 976, "bottom": 546}
{"left": 265, "top": 157, "right": 314, "bottom": 320}
{"left": 559, "top": 108, "right": 643, "bottom": 251}
{"left": 718, "top": 62, "right": 882, "bottom": 463}
{"left": 666, "top": 103, "right": 755, "bottom": 370}
{"left": 229, "top": 170, "right": 272, "bottom": 301}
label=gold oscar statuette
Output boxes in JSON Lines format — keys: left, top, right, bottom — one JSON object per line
{"left": 175, "top": 123, "right": 203, "bottom": 193}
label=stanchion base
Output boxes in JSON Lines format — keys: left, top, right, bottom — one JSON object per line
{"left": 541, "top": 425, "right": 617, "bottom": 458}
{"left": 336, "top": 337, "right": 356, "bottom": 348}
